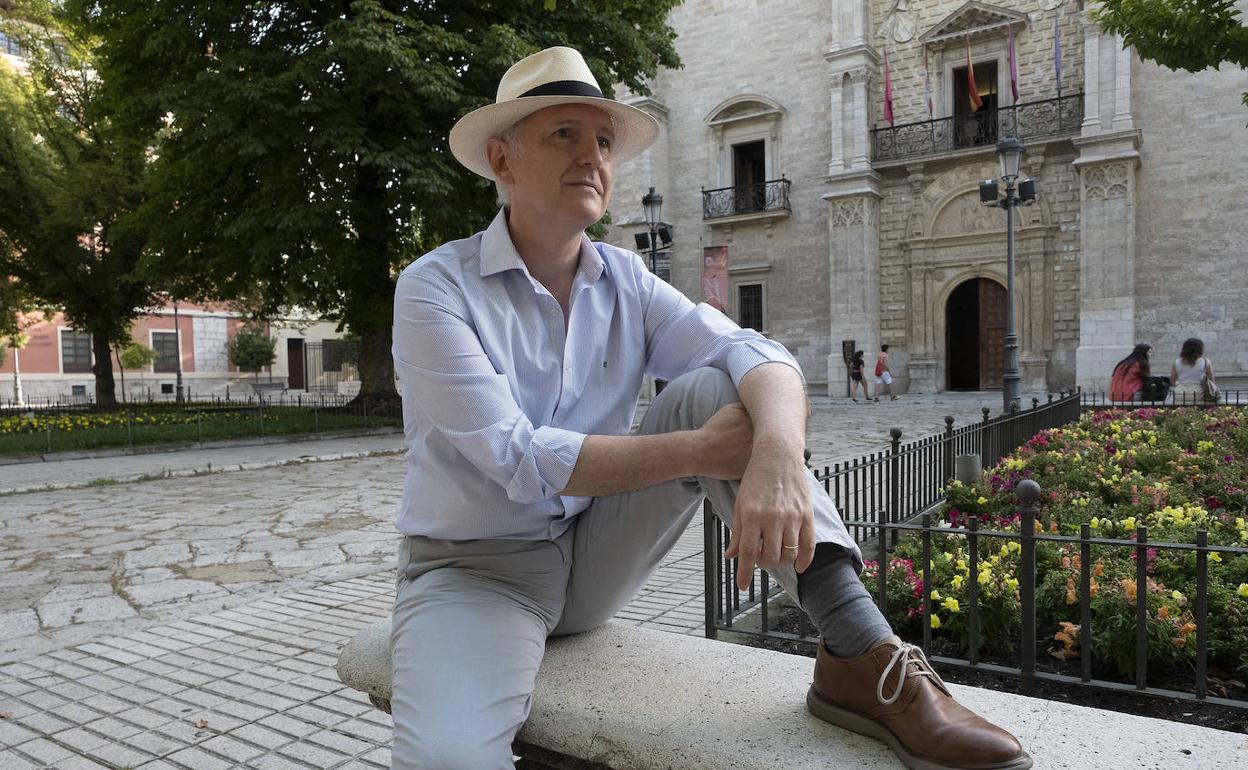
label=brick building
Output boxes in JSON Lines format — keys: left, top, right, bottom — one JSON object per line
{"left": 606, "top": 0, "right": 1248, "bottom": 395}
{"left": 2, "top": 303, "right": 355, "bottom": 404}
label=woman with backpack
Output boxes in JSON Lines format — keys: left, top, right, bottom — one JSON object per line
{"left": 1109, "top": 343, "right": 1151, "bottom": 402}
{"left": 1170, "top": 338, "right": 1218, "bottom": 404}
{"left": 849, "top": 350, "right": 871, "bottom": 402}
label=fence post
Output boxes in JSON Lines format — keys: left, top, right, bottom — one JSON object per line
{"left": 1195, "top": 529, "right": 1208, "bottom": 700}
{"left": 1017, "top": 478, "right": 1040, "bottom": 693}
{"left": 981, "top": 407, "right": 992, "bottom": 467}
{"left": 704, "top": 499, "right": 717, "bottom": 640}
{"left": 943, "top": 416, "right": 955, "bottom": 485}
{"left": 1079, "top": 523, "right": 1092, "bottom": 683}
{"left": 889, "top": 428, "right": 902, "bottom": 548}
{"left": 1134, "top": 525, "right": 1149, "bottom": 691}
{"left": 967, "top": 515, "right": 980, "bottom": 665}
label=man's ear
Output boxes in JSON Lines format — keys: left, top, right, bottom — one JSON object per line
{"left": 486, "top": 138, "right": 513, "bottom": 188}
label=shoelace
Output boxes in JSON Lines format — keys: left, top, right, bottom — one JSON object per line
{"left": 876, "top": 642, "right": 952, "bottom": 706}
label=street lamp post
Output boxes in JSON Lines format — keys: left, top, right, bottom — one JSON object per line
{"left": 979, "top": 136, "right": 1037, "bottom": 413}
{"left": 641, "top": 186, "right": 663, "bottom": 275}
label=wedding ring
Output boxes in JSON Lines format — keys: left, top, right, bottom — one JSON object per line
{"left": 782, "top": 544, "right": 799, "bottom": 550}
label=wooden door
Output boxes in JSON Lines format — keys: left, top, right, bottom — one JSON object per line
{"left": 287, "top": 338, "right": 305, "bottom": 390}
{"left": 979, "top": 280, "right": 1006, "bottom": 389}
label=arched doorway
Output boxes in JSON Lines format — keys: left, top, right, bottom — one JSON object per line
{"left": 946, "top": 278, "right": 1006, "bottom": 390}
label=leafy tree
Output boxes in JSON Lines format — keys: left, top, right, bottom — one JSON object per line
{"left": 115, "top": 340, "right": 157, "bottom": 403}
{"left": 0, "top": 2, "right": 161, "bottom": 408}
{"left": 1096, "top": 0, "right": 1248, "bottom": 108}
{"left": 72, "top": 0, "right": 681, "bottom": 402}
{"left": 226, "top": 324, "right": 277, "bottom": 381}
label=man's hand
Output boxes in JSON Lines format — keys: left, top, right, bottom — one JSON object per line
{"left": 724, "top": 451, "right": 815, "bottom": 589}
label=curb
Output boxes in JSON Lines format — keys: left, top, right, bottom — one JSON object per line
{"left": 0, "top": 447, "right": 406, "bottom": 496}
{"left": 0, "top": 427, "right": 403, "bottom": 466}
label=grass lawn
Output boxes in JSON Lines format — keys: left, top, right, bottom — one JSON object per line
{"left": 0, "top": 404, "right": 401, "bottom": 457}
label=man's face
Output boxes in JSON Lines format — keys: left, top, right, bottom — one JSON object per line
{"left": 490, "top": 103, "right": 615, "bottom": 232}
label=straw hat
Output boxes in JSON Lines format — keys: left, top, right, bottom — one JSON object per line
{"left": 449, "top": 46, "right": 659, "bottom": 180}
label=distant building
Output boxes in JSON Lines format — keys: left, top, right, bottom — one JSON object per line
{"left": 2, "top": 303, "right": 358, "bottom": 403}
{"left": 607, "top": 0, "right": 1248, "bottom": 395}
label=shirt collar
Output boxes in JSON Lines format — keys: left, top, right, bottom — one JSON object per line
{"left": 479, "top": 208, "right": 607, "bottom": 284}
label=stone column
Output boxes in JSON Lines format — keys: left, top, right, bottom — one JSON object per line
{"left": 823, "top": 187, "right": 881, "bottom": 396}
{"left": 1073, "top": 155, "right": 1138, "bottom": 392}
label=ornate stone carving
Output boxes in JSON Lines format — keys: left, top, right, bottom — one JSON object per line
{"left": 1082, "top": 162, "right": 1129, "bottom": 200}
{"left": 830, "top": 198, "right": 866, "bottom": 228}
{"left": 932, "top": 191, "right": 1002, "bottom": 236}
{"left": 876, "top": 1, "right": 917, "bottom": 43}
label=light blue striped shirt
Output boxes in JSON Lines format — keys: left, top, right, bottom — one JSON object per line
{"left": 392, "top": 209, "right": 802, "bottom": 541}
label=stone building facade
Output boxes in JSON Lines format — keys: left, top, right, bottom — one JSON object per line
{"left": 606, "top": 0, "right": 1248, "bottom": 396}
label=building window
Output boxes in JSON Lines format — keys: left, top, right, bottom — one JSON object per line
{"left": 71, "top": 385, "right": 87, "bottom": 397}
{"left": 61, "top": 330, "right": 93, "bottom": 373}
{"left": 0, "top": 31, "right": 23, "bottom": 59}
{"left": 737, "top": 283, "right": 765, "bottom": 331}
{"left": 152, "top": 331, "right": 179, "bottom": 373}
{"left": 952, "top": 61, "right": 999, "bottom": 148}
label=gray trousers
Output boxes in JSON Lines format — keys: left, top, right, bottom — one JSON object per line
{"left": 391, "top": 368, "right": 868, "bottom": 770}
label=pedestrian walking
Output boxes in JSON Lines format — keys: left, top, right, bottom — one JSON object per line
{"left": 872, "top": 344, "right": 899, "bottom": 401}
{"left": 849, "top": 350, "right": 871, "bottom": 402}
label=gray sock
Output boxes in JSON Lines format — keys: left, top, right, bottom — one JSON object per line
{"left": 796, "top": 543, "right": 894, "bottom": 658}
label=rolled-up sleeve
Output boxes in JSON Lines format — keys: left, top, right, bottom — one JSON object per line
{"left": 636, "top": 256, "right": 804, "bottom": 386}
{"left": 392, "top": 271, "right": 585, "bottom": 504}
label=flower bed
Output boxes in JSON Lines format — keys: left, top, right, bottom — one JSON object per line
{"left": 863, "top": 406, "right": 1248, "bottom": 690}
{"left": 0, "top": 405, "right": 397, "bottom": 455}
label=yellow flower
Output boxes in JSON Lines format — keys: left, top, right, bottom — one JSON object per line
{"left": 930, "top": 589, "right": 941, "bottom": 601}
{"left": 943, "top": 552, "right": 954, "bottom": 562}
{"left": 952, "top": 575, "right": 964, "bottom": 590}
{"left": 978, "top": 570, "right": 992, "bottom": 586}
{"left": 942, "top": 597, "right": 960, "bottom": 613}
{"left": 1122, "top": 516, "right": 1137, "bottom": 532}
{"left": 1006, "top": 577, "right": 1019, "bottom": 591}
{"left": 1171, "top": 590, "right": 1183, "bottom": 602}
{"left": 1007, "top": 541, "right": 1021, "bottom": 553}
{"left": 956, "top": 559, "right": 967, "bottom": 572}
{"left": 1237, "top": 584, "right": 1248, "bottom": 599}
{"left": 977, "top": 496, "right": 988, "bottom": 505}
{"left": 1209, "top": 552, "right": 1222, "bottom": 563}
{"left": 931, "top": 614, "right": 942, "bottom": 629}
{"left": 1090, "top": 517, "right": 1100, "bottom": 529}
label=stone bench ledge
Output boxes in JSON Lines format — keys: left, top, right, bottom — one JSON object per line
{"left": 337, "top": 620, "right": 1245, "bottom": 769}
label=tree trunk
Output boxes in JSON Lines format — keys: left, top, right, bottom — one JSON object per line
{"left": 114, "top": 347, "right": 127, "bottom": 405}
{"left": 357, "top": 324, "right": 397, "bottom": 402}
{"left": 92, "top": 331, "right": 118, "bottom": 409}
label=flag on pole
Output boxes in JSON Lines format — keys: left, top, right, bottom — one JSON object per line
{"left": 923, "top": 47, "right": 933, "bottom": 118}
{"left": 883, "top": 49, "right": 895, "bottom": 126}
{"left": 1053, "top": 12, "right": 1062, "bottom": 98}
{"left": 966, "top": 35, "right": 983, "bottom": 110}
{"left": 1008, "top": 26, "right": 1019, "bottom": 102}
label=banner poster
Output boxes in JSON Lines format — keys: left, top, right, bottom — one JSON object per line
{"left": 702, "top": 245, "right": 729, "bottom": 313}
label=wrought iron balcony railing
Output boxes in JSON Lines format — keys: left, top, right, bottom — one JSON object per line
{"left": 702, "top": 178, "right": 791, "bottom": 221}
{"left": 871, "top": 94, "right": 1083, "bottom": 163}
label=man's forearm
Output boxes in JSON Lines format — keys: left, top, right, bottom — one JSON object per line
{"left": 738, "top": 362, "right": 807, "bottom": 461}
{"left": 561, "top": 431, "right": 699, "bottom": 497}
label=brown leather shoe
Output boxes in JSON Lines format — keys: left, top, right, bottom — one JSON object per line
{"left": 808, "top": 636, "right": 1031, "bottom": 770}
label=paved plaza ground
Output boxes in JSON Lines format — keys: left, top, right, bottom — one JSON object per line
{"left": 0, "top": 391, "right": 1074, "bottom": 768}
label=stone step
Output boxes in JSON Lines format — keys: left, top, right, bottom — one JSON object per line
{"left": 337, "top": 620, "right": 1246, "bottom": 769}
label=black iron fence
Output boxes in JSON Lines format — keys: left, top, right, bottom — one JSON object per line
{"left": 871, "top": 94, "right": 1083, "bottom": 163}
{"left": 705, "top": 390, "right": 1248, "bottom": 710}
{"left": 304, "top": 339, "right": 361, "bottom": 394}
{"left": 1081, "top": 390, "right": 1246, "bottom": 409}
{"left": 702, "top": 178, "right": 791, "bottom": 220}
